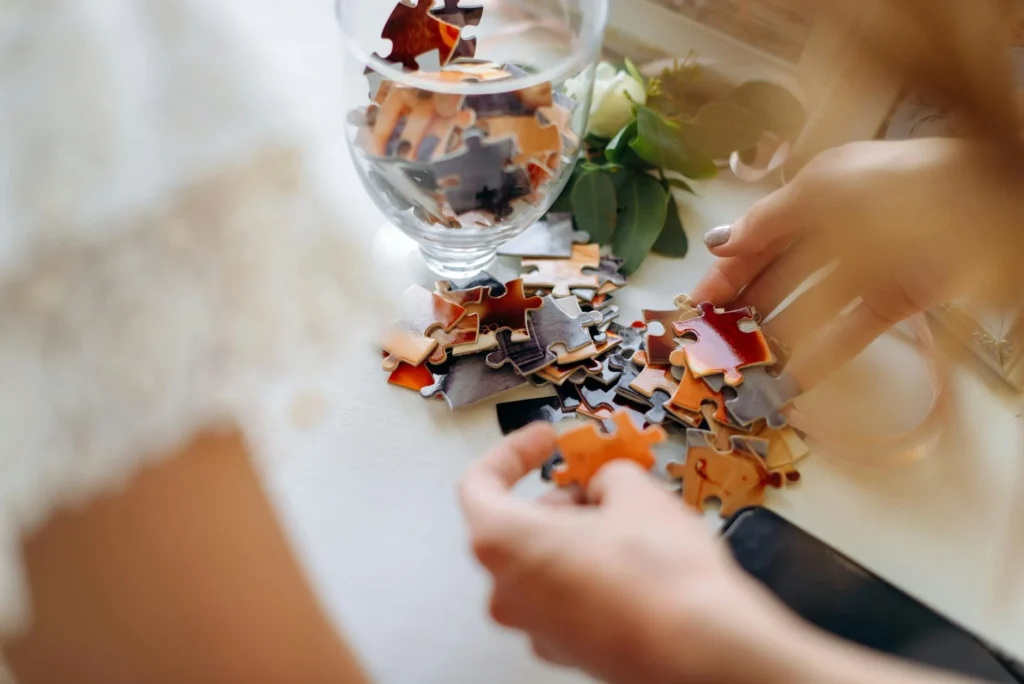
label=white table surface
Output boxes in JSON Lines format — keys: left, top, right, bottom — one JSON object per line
{"left": 242, "top": 3, "right": 1024, "bottom": 682}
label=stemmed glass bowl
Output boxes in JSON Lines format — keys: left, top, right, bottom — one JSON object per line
{"left": 338, "top": 0, "right": 608, "bottom": 278}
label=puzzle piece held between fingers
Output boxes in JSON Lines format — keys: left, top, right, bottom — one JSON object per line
{"left": 665, "top": 430, "right": 771, "bottom": 517}
{"left": 380, "top": 0, "right": 462, "bottom": 70}
{"left": 670, "top": 302, "right": 774, "bottom": 387}
{"left": 553, "top": 410, "right": 666, "bottom": 488}
{"left": 522, "top": 243, "right": 601, "bottom": 297}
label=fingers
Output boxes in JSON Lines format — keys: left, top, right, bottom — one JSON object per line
{"left": 531, "top": 638, "right": 574, "bottom": 667}
{"left": 706, "top": 181, "right": 809, "bottom": 258}
{"left": 538, "top": 488, "right": 586, "bottom": 507}
{"left": 734, "top": 234, "right": 836, "bottom": 318}
{"left": 585, "top": 460, "right": 670, "bottom": 509}
{"left": 785, "top": 301, "right": 905, "bottom": 390}
{"left": 691, "top": 182, "right": 812, "bottom": 305}
{"left": 460, "top": 422, "right": 557, "bottom": 516}
{"left": 762, "top": 266, "right": 858, "bottom": 350}
{"left": 460, "top": 423, "right": 558, "bottom": 567}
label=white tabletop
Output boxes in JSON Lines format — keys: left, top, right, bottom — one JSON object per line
{"left": 244, "top": 4, "right": 1024, "bottom": 682}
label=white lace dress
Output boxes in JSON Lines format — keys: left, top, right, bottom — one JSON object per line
{"left": 0, "top": 0, "right": 380, "bottom": 644}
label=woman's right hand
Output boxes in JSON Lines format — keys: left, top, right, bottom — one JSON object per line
{"left": 692, "top": 138, "right": 1023, "bottom": 390}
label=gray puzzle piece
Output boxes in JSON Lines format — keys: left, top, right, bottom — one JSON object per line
{"left": 582, "top": 257, "right": 627, "bottom": 290}
{"left": 604, "top": 323, "right": 645, "bottom": 360}
{"left": 644, "top": 388, "right": 673, "bottom": 425}
{"left": 421, "top": 354, "right": 528, "bottom": 409}
{"left": 703, "top": 368, "right": 801, "bottom": 429}
{"left": 498, "top": 213, "right": 590, "bottom": 258}
{"left": 434, "top": 133, "right": 513, "bottom": 189}
{"left": 486, "top": 295, "right": 601, "bottom": 374}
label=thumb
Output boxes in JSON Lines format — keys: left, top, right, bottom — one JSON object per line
{"left": 704, "top": 179, "right": 810, "bottom": 258}
{"left": 586, "top": 460, "right": 669, "bottom": 509}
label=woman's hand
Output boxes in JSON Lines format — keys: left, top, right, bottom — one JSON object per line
{"left": 692, "top": 138, "right": 1023, "bottom": 389}
{"left": 458, "top": 423, "right": 814, "bottom": 684}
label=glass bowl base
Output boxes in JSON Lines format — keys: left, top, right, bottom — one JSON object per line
{"left": 419, "top": 243, "right": 497, "bottom": 280}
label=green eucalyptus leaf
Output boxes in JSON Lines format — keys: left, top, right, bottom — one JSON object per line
{"left": 652, "top": 193, "right": 688, "bottom": 257}
{"left": 630, "top": 105, "right": 717, "bottom": 179}
{"left": 729, "top": 80, "right": 806, "bottom": 138}
{"left": 606, "top": 165, "right": 634, "bottom": 194}
{"left": 572, "top": 170, "right": 617, "bottom": 244}
{"left": 605, "top": 120, "right": 638, "bottom": 164}
{"left": 612, "top": 174, "right": 669, "bottom": 275}
{"left": 678, "top": 102, "right": 765, "bottom": 160}
{"left": 624, "top": 57, "right": 646, "bottom": 87}
{"left": 549, "top": 161, "right": 583, "bottom": 213}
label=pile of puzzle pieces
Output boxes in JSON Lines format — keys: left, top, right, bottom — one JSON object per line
{"left": 351, "top": 0, "right": 578, "bottom": 227}
{"left": 380, "top": 214, "right": 809, "bottom": 516}
{"left": 382, "top": 213, "right": 627, "bottom": 404}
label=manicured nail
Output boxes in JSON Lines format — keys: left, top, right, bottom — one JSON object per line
{"left": 704, "top": 224, "right": 732, "bottom": 248}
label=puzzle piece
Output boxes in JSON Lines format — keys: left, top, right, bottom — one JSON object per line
{"left": 665, "top": 430, "right": 771, "bottom": 517}
{"left": 380, "top": 0, "right": 462, "bottom": 70}
{"left": 608, "top": 352, "right": 650, "bottom": 406}
{"left": 429, "top": 0, "right": 484, "bottom": 60}
{"left": 553, "top": 332, "right": 620, "bottom": 366}
{"left": 696, "top": 404, "right": 765, "bottom": 453}
{"left": 496, "top": 396, "right": 573, "bottom": 435}
{"left": 643, "top": 388, "right": 674, "bottom": 426}
{"left": 522, "top": 243, "right": 601, "bottom": 297}
{"left": 582, "top": 257, "right": 627, "bottom": 293}
{"left": 757, "top": 426, "right": 809, "bottom": 487}
{"left": 465, "top": 82, "right": 555, "bottom": 120}
{"left": 368, "top": 86, "right": 477, "bottom": 161}
{"left": 382, "top": 285, "right": 467, "bottom": 370}
{"left": 486, "top": 295, "right": 601, "bottom": 374}
{"left": 629, "top": 362, "right": 679, "bottom": 400}
{"left": 552, "top": 410, "right": 665, "bottom": 488}
{"left": 433, "top": 133, "right": 530, "bottom": 216}
{"left": 604, "top": 322, "right": 646, "bottom": 360}
{"left": 533, "top": 357, "right": 605, "bottom": 386}
{"left": 667, "top": 358, "right": 728, "bottom": 425}
{"left": 642, "top": 294, "right": 701, "bottom": 365}
{"left": 670, "top": 302, "right": 774, "bottom": 387}
{"left": 427, "top": 312, "right": 480, "bottom": 364}
{"left": 703, "top": 367, "right": 800, "bottom": 429}
{"left": 387, "top": 361, "right": 439, "bottom": 392}
{"left": 476, "top": 114, "right": 563, "bottom": 166}
{"left": 497, "top": 213, "right": 588, "bottom": 258}
{"left": 420, "top": 354, "right": 527, "bottom": 409}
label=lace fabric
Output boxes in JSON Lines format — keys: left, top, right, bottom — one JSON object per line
{"left": 0, "top": 0, "right": 380, "bottom": 637}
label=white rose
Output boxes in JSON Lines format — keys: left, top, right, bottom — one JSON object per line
{"left": 570, "top": 62, "right": 646, "bottom": 139}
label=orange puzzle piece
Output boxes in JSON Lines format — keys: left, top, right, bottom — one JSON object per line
{"left": 387, "top": 361, "right": 438, "bottom": 392}
{"left": 382, "top": 285, "right": 467, "bottom": 371}
{"left": 368, "top": 86, "right": 476, "bottom": 161}
{"left": 522, "top": 243, "right": 601, "bottom": 298}
{"left": 553, "top": 409, "right": 666, "bottom": 488}
{"left": 665, "top": 431, "right": 771, "bottom": 517}
{"left": 670, "top": 302, "right": 774, "bottom": 386}
{"left": 667, "top": 357, "right": 728, "bottom": 425}
{"left": 476, "top": 114, "right": 563, "bottom": 166}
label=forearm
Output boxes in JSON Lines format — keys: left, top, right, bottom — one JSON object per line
{"left": 779, "top": 626, "right": 977, "bottom": 684}
{"left": 3, "top": 431, "right": 368, "bottom": 684}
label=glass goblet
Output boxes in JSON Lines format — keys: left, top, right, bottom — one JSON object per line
{"left": 338, "top": 0, "right": 608, "bottom": 279}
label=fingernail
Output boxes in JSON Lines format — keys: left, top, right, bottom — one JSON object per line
{"left": 704, "top": 224, "right": 732, "bottom": 248}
